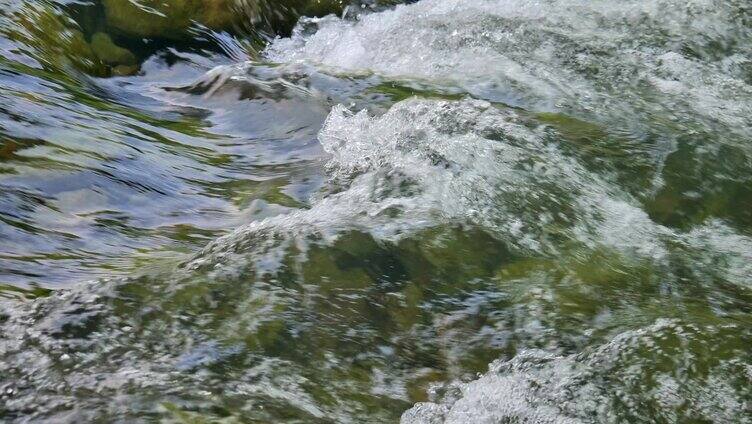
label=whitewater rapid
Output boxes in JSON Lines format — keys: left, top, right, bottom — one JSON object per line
{"left": 2, "top": 0, "right": 752, "bottom": 422}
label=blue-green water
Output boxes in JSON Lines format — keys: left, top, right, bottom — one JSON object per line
{"left": 1, "top": 0, "right": 752, "bottom": 422}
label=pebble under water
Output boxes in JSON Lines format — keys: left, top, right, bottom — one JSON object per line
{"left": 1, "top": 0, "right": 752, "bottom": 422}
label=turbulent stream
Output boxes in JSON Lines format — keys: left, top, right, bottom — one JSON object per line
{"left": 1, "top": 0, "right": 752, "bottom": 422}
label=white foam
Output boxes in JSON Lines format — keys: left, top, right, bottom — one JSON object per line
{"left": 267, "top": 0, "right": 752, "bottom": 136}
{"left": 681, "top": 220, "right": 752, "bottom": 288}
{"left": 191, "top": 97, "right": 669, "bottom": 273}
{"left": 402, "top": 320, "right": 752, "bottom": 423}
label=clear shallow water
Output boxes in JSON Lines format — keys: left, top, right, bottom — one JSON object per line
{"left": 1, "top": 0, "right": 752, "bottom": 422}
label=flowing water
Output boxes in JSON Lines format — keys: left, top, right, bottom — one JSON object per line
{"left": 1, "top": 0, "right": 752, "bottom": 422}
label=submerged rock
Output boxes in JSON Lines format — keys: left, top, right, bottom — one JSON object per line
{"left": 90, "top": 32, "right": 136, "bottom": 66}
{"left": 3, "top": 2, "right": 107, "bottom": 76}
{"left": 4, "top": 0, "right": 357, "bottom": 78}
{"left": 89, "top": 32, "right": 139, "bottom": 75}
{"left": 2, "top": 2, "right": 145, "bottom": 77}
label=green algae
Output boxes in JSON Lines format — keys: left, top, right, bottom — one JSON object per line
{"left": 370, "top": 82, "right": 466, "bottom": 103}
{"left": 203, "top": 178, "right": 307, "bottom": 209}
{"left": 537, "top": 111, "right": 608, "bottom": 145}
{"left": 645, "top": 141, "right": 752, "bottom": 233}
{"left": 0, "top": 283, "right": 53, "bottom": 300}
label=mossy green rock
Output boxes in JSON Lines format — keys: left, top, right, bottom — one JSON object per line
{"left": 102, "top": 0, "right": 235, "bottom": 39}
{"left": 101, "top": 0, "right": 345, "bottom": 39}
{"left": 6, "top": 3, "right": 108, "bottom": 76}
{"left": 90, "top": 32, "right": 136, "bottom": 66}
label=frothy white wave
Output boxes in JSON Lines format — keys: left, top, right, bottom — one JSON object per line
{"left": 191, "top": 97, "right": 670, "bottom": 273}
{"left": 4, "top": 1, "right": 752, "bottom": 421}
{"left": 402, "top": 319, "right": 752, "bottom": 424}
{"left": 266, "top": 0, "right": 752, "bottom": 137}
{"left": 186, "top": 92, "right": 752, "bottom": 422}
{"left": 193, "top": 95, "right": 752, "bottom": 289}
